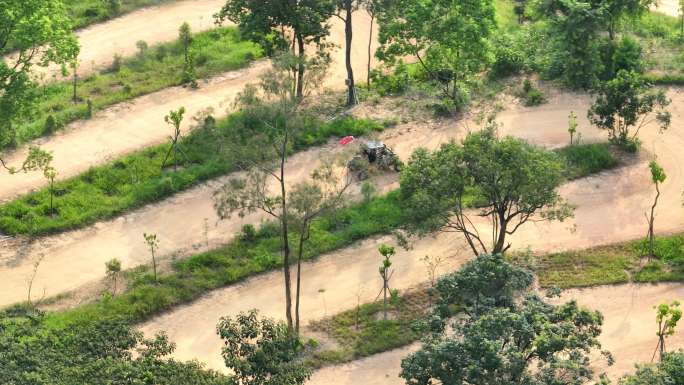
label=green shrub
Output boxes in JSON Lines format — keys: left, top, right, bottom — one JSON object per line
{"left": 491, "top": 34, "right": 526, "bottom": 78}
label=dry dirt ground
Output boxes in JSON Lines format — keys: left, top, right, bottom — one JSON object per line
{"left": 655, "top": 0, "right": 681, "bottom": 17}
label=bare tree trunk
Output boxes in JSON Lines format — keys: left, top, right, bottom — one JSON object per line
{"left": 72, "top": 69, "right": 78, "bottom": 102}
{"left": 344, "top": 0, "right": 356, "bottom": 106}
{"left": 295, "top": 231, "right": 305, "bottom": 334}
{"left": 296, "top": 33, "right": 305, "bottom": 100}
{"left": 280, "top": 132, "right": 294, "bottom": 333}
{"left": 367, "top": 11, "right": 374, "bottom": 87}
{"left": 492, "top": 213, "right": 508, "bottom": 255}
{"left": 648, "top": 182, "right": 661, "bottom": 258}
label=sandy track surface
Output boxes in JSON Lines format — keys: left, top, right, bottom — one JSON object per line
{"left": 137, "top": 88, "right": 684, "bottom": 371}
{"left": 308, "top": 283, "right": 684, "bottom": 384}
{"left": 655, "top": 0, "right": 681, "bottom": 17}
{"left": 0, "top": 89, "right": 681, "bottom": 305}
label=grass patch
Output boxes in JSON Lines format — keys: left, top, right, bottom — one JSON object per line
{"left": 556, "top": 142, "right": 619, "bottom": 180}
{"left": 12, "top": 27, "right": 262, "bottom": 146}
{"left": 306, "top": 290, "right": 430, "bottom": 367}
{"left": 0, "top": 116, "right": 386, "bottom": 236}
{"left": 513, "top": 234, "right": 684, "bottom": 289}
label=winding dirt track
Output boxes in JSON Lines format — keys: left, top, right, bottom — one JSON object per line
{"left": 0, "top": 10, "right": 380, "bottom": 306}
{"left": 138, "top": 88, "right": 684, "bottom": 378}
{"left": 655, "top": 0, "right": 681, "bottom": 17}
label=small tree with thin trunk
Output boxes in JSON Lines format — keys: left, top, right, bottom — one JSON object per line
{"left": 26, "top": 254, "right": 46, "bottom": 310}
{"left": 143, "top": 233, "right": 159, "bottom": 283}
{"left": 105, "top": 258, "right": 122, "bottom": 296}
{"left": 421, "top": 254, "right": 443, "bottom": 306}
{"left": 653, "top": 301, "right": 682, "bottom": 362}
{"left": 646, "top": 161, "right": 666, "bottom": 259}
{"left": 568, "top": 110, "right": 578, "bottom": 145}
{"left": 377, "top": 244, "right": 394, "bottom": 320}
{"left": 161, "top": 107, "right": 186, "bottom": 172}
{"left": 213, "top": 55, "right": 327, "bottom": 334}
{"left": 289, "top": 161, "right": 352, "bottom": 333}
{"left": 70, "top": 59, "right": 79, "bottom": 103}
{"left": 44, "top": 165, "right": 58, "bottom": 216}
{"left": 334, "top": 0, "right": 361, "bottom": 106}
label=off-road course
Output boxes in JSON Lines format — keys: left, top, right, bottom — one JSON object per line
{"left": 1, "top": 1, "right": 683, "bottom": 383}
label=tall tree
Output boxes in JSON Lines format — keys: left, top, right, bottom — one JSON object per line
{"left": 588, "top": 70, "right": 671, "bottom": 149}
{"left": 375, "top": 0, "right": 495, "bottom": 104}
{"left": 289, "top": 161, "right": 351, "bottom": 333}
{"left": 335, "top": 0, "right": 360, "bottom": 106}
{"left": 214, "top": 0, "right": 335, "bottom": 100}
{"left": 0, "top": 0, "right": 79, "bottom": 156}
{"left": 400, "top": 125, "right": 572, "bottom": 256}
{"left": 400, "top": 254, "right": 610, "bottom": 385}
{"left": 213, "top": 56, "right": 325, "bottom": 333}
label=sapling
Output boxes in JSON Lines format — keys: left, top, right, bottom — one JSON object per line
{"left": 568, "top": 111, "right": 578, "bottom": 145}
{"left": 646, "top": 161, "right": 666, "bottom": 259}
{"left": 26, "top": 254, "right": 46, "bottom": 310}
{"left": 44, "top": 165, "right": 58, "bottom": 216}
{"left": 653, "top": 301, "right": 681, "bottom": 362}
{"left": 421, "top": 254, "right": 443, "bottom": 306}
{"left": 105, "top": 258, "right": 122, "bottom": 296}
{"left": 160, "top": 107, "right": 186, "bottom": 171}
{"left": 378, "top": 244, "right": 395, "bottom": 320}
{"left": 143, "top": 233, "right": 160, "bottom": 282}
{"left": 136, "top": 40, "right": 148, "bottom": 58}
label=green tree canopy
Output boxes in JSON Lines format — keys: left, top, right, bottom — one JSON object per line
{"left": 400, "top": 254, "right": 610, "bottom": 385}
{"left": 612, "top": 350, "right": 684, "bottom": 385}
{"left": 399, "top": 126, "right": 572, "bottom": 256}
{"left": 0, "top": 311, "right": 224, "bottom": 384}
{"left": 588, "top": 70, "right": 671, "bottom": 148}
{"left": 0, "top": 0, "right": 79, "bottom": 151}
{"left": 217, "top": 310, "right": 312, "bottom": 385}
{"left": 214, "top": 0, "right": 335, "bottom": 99}
{"left": 375, "top": 0, "right": 495, "bottom": 105}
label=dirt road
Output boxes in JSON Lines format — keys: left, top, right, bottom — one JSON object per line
{"left": 1, "top": 88, "right": 681, "bottom": 305}
{"left": 307, "top": 284, "right": 684, "bottom": 384}
{"left": 136, "top": 88, "right": 684, "bottom": 373}
{"left": 0, "top": 11, "right": 378, "bottom": 200}
{"left": 0, "top": 62, "right": 268, "bottom": 201}
{"left": 655, "top": 0, "right": 681, "bottom": 17}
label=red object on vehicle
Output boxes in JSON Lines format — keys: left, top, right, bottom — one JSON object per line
{"left": 339, "top": 136, "right": 355, "bottom": 145}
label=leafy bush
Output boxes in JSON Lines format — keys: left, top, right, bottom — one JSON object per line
{"left": 490, "top": 34, "right": 526, "bottom": 78}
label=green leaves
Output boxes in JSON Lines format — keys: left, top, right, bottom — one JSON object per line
{"left": 1, "top": 0, "right": 79, "bottom": 149}
{"left": 588, "top": 70, "right": 671, "bottom": 147}
{"left": 376, "top": 0, "right": 495, "bottom": 102}
{"left": 401, "top": 255, "right": 608, "bottom": 385}
{"left": 400, "top": 125, "right": 571, "bottom": 255}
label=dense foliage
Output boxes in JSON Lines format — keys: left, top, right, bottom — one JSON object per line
{"left": 400, "top": 254, "right": 610, "bottom": 385}
{"left": 0, "top": 0, "right": 78, "bottom": 151}
{"left": 0, "top": 310, "right": 224, "bottom": 385}
{"left": 376, "top": 0, "right": 495, "bottom": 108}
